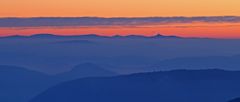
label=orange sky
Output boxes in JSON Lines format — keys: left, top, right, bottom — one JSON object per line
{"left": 1, "top": 0, "right": 240, "bottom": 17}
{"left": 1, "top": 22, "right": 240, "bottom": 38}
{"left": 0, "top": 0, "right": 240, "bottom": 38}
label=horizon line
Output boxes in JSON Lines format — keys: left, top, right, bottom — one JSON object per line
{"left": 1, "top": 33, "right": 238, "bottom": 40}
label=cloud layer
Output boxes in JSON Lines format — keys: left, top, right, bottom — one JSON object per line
{"left": 0, "top": 16, "right": 240, "bottom": 27}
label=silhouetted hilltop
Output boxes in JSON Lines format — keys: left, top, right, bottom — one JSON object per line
{"left": 150, "top": 34, "right": 181, "bottom": 38}
{"left": 57, "top": 63, "right": 117, "bottom": 81}
{"left": 29, "top": 34, "right": 59, "bottom": 38}
{"left": 31, "top": 69, "right": 240, "bottom": 102}
{"left": 112, "top": 35, "right": 147, "bottom": 39}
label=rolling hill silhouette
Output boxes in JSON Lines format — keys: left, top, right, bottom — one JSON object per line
{"left": 2, "top": 34, "right": 182, "bottom": 39}
{"left": 0, "top": 65, "right": 57, "bottom": 102}
{"left": 57, "top": 63, "right": 118, "bottom": 81}
{"left": 2, "top": 34, "right": 240, "bottom": 102}
{"left": 1, "top": 34, "right": 240, "bottom": 74}
{"left": 31, "top": 69, "right": 240, "bottom": 102}
{"left": 0, "top": 64, "right": 117, "bottom": 102}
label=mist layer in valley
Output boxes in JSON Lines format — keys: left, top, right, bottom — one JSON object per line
{"left": 1, "top": 34, "right": 240, "bottom": 102}
{"left": 1, "top": 34, "right": 240, "bottom": 74}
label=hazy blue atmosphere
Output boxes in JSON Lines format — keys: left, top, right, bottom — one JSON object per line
{"left": 2, "top": 0, "right": 240, "bottom": 101}
{"left": 0, "top": 34, "right": 240, "bottom": 102}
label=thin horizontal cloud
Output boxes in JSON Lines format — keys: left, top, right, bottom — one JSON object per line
{"left": 0, "top": 16, "right": 240, "bottom": 27}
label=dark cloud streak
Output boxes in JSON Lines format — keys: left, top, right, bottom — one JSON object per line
{"left": 0, "top": 16, "right": 240, "bottom": 27}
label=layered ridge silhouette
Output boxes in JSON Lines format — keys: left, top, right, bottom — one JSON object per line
{"left": 31, "top": 69, "right": 240, "bottom": 102}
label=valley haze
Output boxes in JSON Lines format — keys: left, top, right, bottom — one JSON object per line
{"left": 1, "top": 0, "right": 240, "bottom": 101}
{"left": 0, "top": 34, "right": 240, "bottom": 102}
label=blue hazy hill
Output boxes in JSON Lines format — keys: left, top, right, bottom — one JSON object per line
{"left": 152, "top": 55, "right": 240, "bottom": 71}
{"left": 0, "top": 65, "right": 57, "bottom": 102}
{"left": 53, "top": 40, "right": 95, "bottom": 44}
{"left": 2, "top": 33, "right": 181, "bottom": 39}
{"left": 57, "top": 63, "right": 118, "bottom": 81}
{"left": 31, "top": 69, "right": 240, "bottom": 102}
{"left": 0, "top": 63, "right": 117, "bottom": 102}
{"left": 2, "top": 34, "right": 240, "bottom": 102}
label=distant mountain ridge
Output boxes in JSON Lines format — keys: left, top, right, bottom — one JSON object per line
{"left": 1, "top": 33, "right": 183, "bottom": 39}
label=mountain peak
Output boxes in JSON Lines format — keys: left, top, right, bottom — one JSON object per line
{"left": 57, "top": 63, "right": 117, "bottom": 80}
{"left": 112, "top": 34, "right": 146, "bottom": 38}
{"left": 29, "top": 34, "right": 59, "bottom": 37}
{"left": 1, "top": 33, "right": 183, "bottom": 39}
{"left": 151, "top": 33, "right": 181, "bottom": 38}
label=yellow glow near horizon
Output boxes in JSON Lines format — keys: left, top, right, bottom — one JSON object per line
{"left": 0, "top": 0, "right": 240, "bottom": 17}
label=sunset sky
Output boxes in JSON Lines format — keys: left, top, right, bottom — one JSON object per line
{"left": 0, "top": 0, "right": 240, "bottom": 38}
